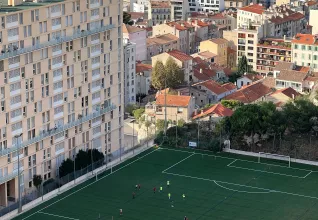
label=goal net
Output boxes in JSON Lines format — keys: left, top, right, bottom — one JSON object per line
{"left": 258, "top": 152, "right": 291, "bottom": 167}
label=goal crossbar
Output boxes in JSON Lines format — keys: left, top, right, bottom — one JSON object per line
{"left": 258, "top": 152, "right": 291, "bottom": 167}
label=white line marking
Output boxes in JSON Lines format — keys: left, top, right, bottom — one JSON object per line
{"left": 162, "top": 148, "right": 316, "bottom": 172}
{"left": 22, "top": 148, "right": 158, "bottom": 220}
{"left": 162, "top": 153, "right": 195, "bottom": 173}
{"left": 213, "top": 181, "right": 270, "bottom": 194}
{"left": 227, "top": 159, "right": 237, "bottom": 167}
{"left": 163, "top": 171, "right": 318, "bottom": 200}
{"left": 228, "top": 165, "right": 306, "bottom": 179}
{"left": 303, "top": 171, "right": 313, "bottom": 178}
{"left": 38, "top": 212, "right": 80, "bottom": 220}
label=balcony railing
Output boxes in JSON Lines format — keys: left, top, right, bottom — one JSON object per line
{"left": 0, "top": 104, "right": 116, "bottom": 158}
{"left": 0, "top": 24, "right": 115, "bottom": 60}
{"left": 0, "top": 167, "right": 22, "bottom": 185}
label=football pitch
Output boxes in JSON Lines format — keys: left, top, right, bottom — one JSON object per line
{"left": 13, "top": 146, "right": 318, "bottom": 220}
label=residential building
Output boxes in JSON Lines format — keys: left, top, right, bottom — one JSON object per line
{"left": 267, "top": 87, "right": 301, "bottom": 107}
{"left": 145, "top": 93, "right": 196, "bottom": 122}
{"left": 256, "top": 38, "right": 292, "bottom": 75}
{"left": 236, "top": 73, "right": 263, "bottom": 89}
{"left": 224, "top": 0, "right": 248, "bottom": 9}
{"left": 292, "top": 33, "right": 318, "bottom": 71}
{"left": 192, "top": 103, "right": 233, "bottom": 121}
{"left": 191, "top": 51, "right": 218, "bottom": 64}
{"left": 151, "top": 50, "right": 194, "bottom": 83}
{"left": 131, "top": 0, "right": 150, "bottom": 13}
{"left": 0, "top": 0, "right": 123, "bottom": 207}
{"left": 188, "top": 0, "right": 225, "bottom": 14}
{"left": 199, "top": 38, "right": 229, "bottom": 67}
{"left": 128, "top": 12, "right": 145, "bottom": 25}
{"left": 152, "top": 22, "right": 194, "bottom": 54}
{"left": 124, "top": 42, "right": 136, "bottom": 106}
{"left": 224, "top": 81, "right": 272, "bottom": 104}
{"left": 193, "top": 80, "right": 237, "bottom": 103}
{"left": 148, "top": 1, "right": 172, "bottom": 26}
{"left": 190, "top": 20, "right": 209, "bottom": 42}
{"left": 237, "top": 4, "right": 265, "bottom": 29}
{"left": 309, "top": 9, "right": 318, "bottom": 35}
{"left": 123, "top": 24, "right": 147, "bottom": 61}
{"left": 169, "top": 0, "right": 190, "bottom": 21}
{"left": 146, "top": 34, "right": 179, "bottom": 60}
{"left": 192, "top": 59, "right": 230, "bottom": 82}
{"left": 188, "top": 11, "right": 237, "bottom": 31}
{"left": 136, "top": 62, "right": 152, "bottom": 96}
{"left": 173, "top": 86, "right": 209, "bottom": 107}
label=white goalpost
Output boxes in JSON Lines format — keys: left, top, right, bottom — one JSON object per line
{"left": 258, "top": 152, "right": 291, "bottom": 168}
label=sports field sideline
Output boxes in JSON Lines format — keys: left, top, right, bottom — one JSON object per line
{"left": 12, "top": 146, "right": 318, "bottom": 220}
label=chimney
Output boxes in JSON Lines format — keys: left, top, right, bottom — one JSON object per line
{"left": 194, "top": 109, "right": 198, "bottom": 116}
{"left": 178, "top": 91, "right": 181, "bottom": 96}
{"left": 200, "top": 68, "right": 203, "bottom": 73}
{"left": 284, "top": 35, "right": 286, "bottom": 41}
{"left": 292, "top": 94, "right": 295, "bottom": 100}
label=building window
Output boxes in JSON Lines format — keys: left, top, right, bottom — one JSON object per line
{"left": 177, "top": 107, "right": 183, "bottom": 113}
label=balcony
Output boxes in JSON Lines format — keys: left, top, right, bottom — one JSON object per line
{"left": 0, "top": 104, "right": 116, "bottom": 157}
{"left": 0, "top": 167, "right": 22, "bottom": 185}
{"left": 0, "top": 25, "right": 115, "bottom": 60}
{"left": 54, "top": 111, "right": 64, "bottom": 120}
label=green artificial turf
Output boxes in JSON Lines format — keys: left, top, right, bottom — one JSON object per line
{"left": 13, "top": 147, "right": 318, "bottom": 220}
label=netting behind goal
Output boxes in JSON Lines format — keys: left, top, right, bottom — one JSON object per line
{"left": 258, "top": 152, "right": 291, "bottom": 167}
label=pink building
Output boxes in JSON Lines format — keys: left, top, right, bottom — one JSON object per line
{"left": 123, "top": 24, "right": 147, "bottom": 61}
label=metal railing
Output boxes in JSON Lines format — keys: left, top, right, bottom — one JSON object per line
{"left": 0, "top": 104, "right": 116, "bottom": 158}
{"left": 0, "top": 24, "right": 114, "bottom": 60}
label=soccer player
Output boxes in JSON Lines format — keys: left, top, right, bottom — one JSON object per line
{"left": 138, "top": 184, "right": 141, "bottom": 190}
{"left": 153, "top": 187, "right": 156, "bottom": 193}
{"left": 182, "top": 194, "right": 185, "bottom": 200}
{"left": 132, "top": 192, "right": 136, "bottom": 199}
{"left": 135, "top": 184, "right": 138, "bottom": 190}
{"left": 168, "top": 193, "right": 171, "bottom": 200}
{"left": 160, "top": 186, "right": 163, "bottom": 192}
{"left": 167, "top": 180, "right": 170, "bottom": 188}
{"left": 184, "top": 216, "right": 188, "bottom": 220}
{"left": 120, "top": 209, "right": 123, "bottom": 215}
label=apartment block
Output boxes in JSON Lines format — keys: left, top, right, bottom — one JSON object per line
{"left": 123, "top": 24, "right": 147, "bottom": 61}
{"left": 256, "top": 38, "right": 292, "bottom": 75}
{"left": 124, "top": 42, "right": 136, "bottom": 106}
{"left": 148, "top": 1, "right": 172, "bottom": 26}
{"left": 0, "top": 0, "right": 123, "bottom": 208}
{"left": 188, "top": 0, "right": 225, "bottom": 13}
{"left": 199, "top": 38, "right": 229, "bottom": 67}
{"left": 292, "top": 33, "right": 318, "bottom": 70}
{"left": 146, "top": 33, "right": 179, "bottom": 60}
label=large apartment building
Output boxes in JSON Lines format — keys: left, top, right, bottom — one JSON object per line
{"left": 292, "top": 33, "right": 318, "bottom": 71}
{"left": 0, "top": 0, "right": 123, "bottom": 208}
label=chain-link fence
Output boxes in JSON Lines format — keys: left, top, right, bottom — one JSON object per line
{"left": 0, "top": 138, "right": 154, "bottom": 218}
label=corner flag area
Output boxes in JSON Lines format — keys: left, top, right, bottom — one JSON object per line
{"left": 13, "top": 147, "right": 318, "bottom": 220}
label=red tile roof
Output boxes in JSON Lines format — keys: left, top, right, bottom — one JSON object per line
{"left": 128, "top": 12, "right": 144, "bottom": 20}
{"left": 193, "top": 64, "right": 217, "bottom": 80}
{"left": 270, "top": 87, "right": 301, "bottom": 99}
{"left": 294, "top": 66, "right": 310, "bottom": 73}
{"left": 209, "top": 38, "right": 228, "bottom": 45}
{"left": 150, "top": 1, "right": 170, "bottom": 8}
{"left": 276, "top": 70, "right": 308, "bottom": 83}
{"left": 156, "top": 94, "right": 191, "bottom": 107}
{"left": 239, "top": 74, "right": 263, "bottom": 82}
{"left": 292, "top": 34, "right": 318, "bottom": 45}
{"left": 167, "top": 50, "right": 193, "bottom": 62}
{"left": 136, "top": 63, "right": 152, "bottom": 73}
{"left": 239, "top": 4, "right": 265, "bottom": 15}
{"left": 123, "top": 24, "right": 145, "bottom": 34}
{"left": 193, "top": 103, "right": 233, "bottom": 119}
{"left": 224, "top": 81, "right": 272, "bottom": 103}
{"left": 166, "top": 21, "right": 188, "bottom": 31}
{"left": 194, "top": 80, "right": 236, "bottom": 95}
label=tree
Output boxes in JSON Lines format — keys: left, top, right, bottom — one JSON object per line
{"left": 33, "top": 175, "right": 42, "bottom": 190}
{"left": 88, "top": 149, "right": 104, "bottom": 163}
{"left": 75, "top": 150, "right": 90, "bottom": 170}
{"left": 132, "top": 108, "right": 145, "bottom": 120}
{"left": 125, "top": 104, "right": 137, "bottom": 115}
{"left": 221, "top": 100, "right": 242, "bottom": 109}
{"left": 237, "top": 55, "right": 250, "bottom": 76}
{"left": 123, "top": 12, "right": 133, "bottom": 25}
{"left": 59, "top": 158, "right": 74, "bottom": 177}
{"left": 151, "top": 61, "right": 166, "bottom": 89}
{"left": 151, "top": 59, "right": 184, "bottom": 89}
{"left": 165, "top": 57, "right": 184, "bottom": 88}
{"left": 177, "top": 119, "right": 185, "bottom": 127}
{"left": 156, "top": 119, "right": 165, "bottom": 132}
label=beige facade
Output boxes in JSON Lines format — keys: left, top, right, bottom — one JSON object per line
{"left": 0, "top": 0, "right": 123, "bottom": 207}
{"left": 199, "top": 39, "right": 228, "bottom": 67}
{"left": 148, "top": 1, "right": 172, "bottom": 26}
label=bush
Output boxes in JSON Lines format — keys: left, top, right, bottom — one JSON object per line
{"left": 125, "top": 104, "right": 138, "bottom": 115}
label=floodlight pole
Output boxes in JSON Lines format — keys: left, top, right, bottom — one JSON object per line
{"left": 197, "top": 120, "right": 200, "bottom": 148}
{"left": 164, "top": 77, "right": 167, "bottom": 137}
{"left": 176, "top": 114, "right": 178, "bottom": 148}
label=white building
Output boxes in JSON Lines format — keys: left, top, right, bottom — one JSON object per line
{"left": 188, "top": 0, "right": 225, "bottom": 14}
{"left": 124, "top": 42, "right": 137, "bottom": 106}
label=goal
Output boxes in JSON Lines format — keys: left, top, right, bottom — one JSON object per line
{"left": 258, "top": 152, "right": 291, "bottom": 167}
